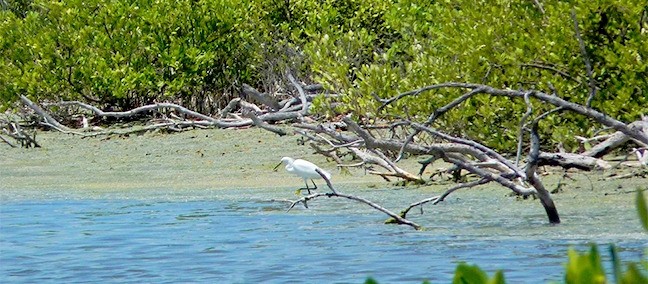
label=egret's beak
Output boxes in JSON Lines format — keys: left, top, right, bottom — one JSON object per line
{"left": 273, "top": 161, "right": 282, "bottom": 171}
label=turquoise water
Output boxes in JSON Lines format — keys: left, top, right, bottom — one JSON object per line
{"left": 1, "top": 187, "right": 646, "bottom": 283}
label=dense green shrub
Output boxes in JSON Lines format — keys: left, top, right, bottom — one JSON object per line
{"left": 1, "top": 0, "right": 646, "bottom": 152}
{"left": 305, "top": 0, "right": 648, "bottom": 152}
{"left": 1, "top": 0, "right": 272, "bottom": 112}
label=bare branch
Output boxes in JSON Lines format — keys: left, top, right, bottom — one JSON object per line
{"left": 287, "top": 191, "right": 421, "bottom": 230}
{"left": 520, "top": 63, "right": 581, "bottom": 84}
{"left": 400, "top": 178, "right": 489, "bottom": 219}
{"left": 0, "top": 134, "right": 16, "bottom": 148}
{"left": 242, "top": 84, "right": 281, "bottom": 111}
{"left": 515, "top": 92, "right": 533, "bottom": 166}
{"left": 410, "top": 123, "right": 525, "bottom": 179}
{"left": 444, "top": 154, "right": 535, "bottom": 196}
{"left": 571, "top": 9, "right": 597, "bottom": 106}
{"left": 21, "top": 95, "right": 72, "bottom": 132}
{"left": 286, "top": 72, "right": 309, "bottom": 115}
{"left": 379, "top": 83, "right": 648, "bottom": 145}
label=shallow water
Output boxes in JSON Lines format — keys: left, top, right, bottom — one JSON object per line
{"left": 1, "top": 186, "right": 646, "bottom": 283}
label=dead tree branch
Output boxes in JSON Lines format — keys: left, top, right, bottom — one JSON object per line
{"left": 20, "top": 95, "right": 72, "bottom": 132}
{"left": 379, "top": 83, "right": 648, "bottom": 145}
{"left": 46, "top": 100, "right": 218, "bottom": 122}
{"left": 1, "top": 122, "right": 40, "bottom": 148}
{"left": 399, "top": 178, "right": 489, "bottom": 219}
{"left": 0, "top": 134, "right": 16, "bottom": 148}
{"left": 287, "top": 169, "right": 422, "bottom": 230}
{"left": 526, "top": 119, "right": 560, "bottom": 223}
{"left": 571, "top": 9, "right": 597, "bottom": 106}
{"left": 242, "top": 84, "right": 281, "bottom": 111}
{"left": 286, "top": 72, "right": 309, "bottom": 115}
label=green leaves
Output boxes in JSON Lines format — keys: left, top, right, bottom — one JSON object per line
{"left": 565, "top": 245, "right": 607, "bottom": 284}
{"left": 637, "top": 188, "right": 648, "bottom": 232}
{"left": 0, "top": 0, "right": 276, "bottom": 110}
{"left": 453, "top": 263, "right": 505, "bottom": 284}
{"left": 304, "top": 0, "right": 648, "bottom": 153}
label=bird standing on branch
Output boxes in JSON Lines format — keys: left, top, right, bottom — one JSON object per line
{"left": 274, "top": 157, "right": 332, "bottom": 194}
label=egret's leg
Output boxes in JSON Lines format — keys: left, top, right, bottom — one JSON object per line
{"left": 297, "top": 179, "right": 313, "bottom": 194}
{"left": 311, "top": 180, "right": 318, "bottom": 190}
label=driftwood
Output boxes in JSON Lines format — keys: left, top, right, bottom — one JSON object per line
{"left": 242, "top": 83, "right": 281, "bottom": 111}
{"left": 538, "top": 152, "right": 610, "bottom": 170}
{"left": 0, "top": 120, "right": 40, "bottom": 148}
{"left": 20, "top": 95, "right": 72, "bottom": 132}
{"left": 26, "top": 91, "right": 308, "bottom": 137}
{"left": 11, "top": 80, "right": 648, "bottom": 230}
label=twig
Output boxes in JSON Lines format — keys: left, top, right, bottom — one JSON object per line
{"left": 532, "top": 0, "right": 545, "bottom": 14}
{"left": 400, "top": 178, "right": 489, "bottom": 218}
{"left": 571, "top": 9, "right": 597, "bottom": 106}
{"left": 515, "top": 92, "right": 533, "bottom": 166}
{"left": 520, "top": 63, "right": 581, "bottom": 84}
{"left": 287, "top": 71, "right": 309, "bottom": 115}
{"left": 0, "top": 133, "right": 16, "bottom": 148}
{"left": 21, "top": 95, "right": 72, "bottom": 132}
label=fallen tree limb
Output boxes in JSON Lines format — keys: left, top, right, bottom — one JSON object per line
{"left": 582, "top": 120, "right": 648, "bottom": 158}
{"left": 2, "top": 122, "right": 40, "bottom": 148}
{"left": 0, "top": 134, "right": 16, "bottom": 148}
{"left": 242, "top": 84, "right": 281, "bottom": 111}
{"left": 241, "top": 108, "right": 287, "bottom": 136}
{"left": 399, "top": 178, "right": 489, "bottom": 219}
{"left": 287, "top": 168, "right": 422, "bottom": 230}
{"left": 41, "top": 98, "right": 305, "bottom": 136}
{"left": 538, "top": 152, "right": 610, "bottom": 170}
{"left": 46, "top": 100, "right": 218, "bottom": 122}
{"left": 286, "top": 72, "right": 309, "bottom": 115}
{"left": 20, "top": 95, "right": 72, "bottom": 132}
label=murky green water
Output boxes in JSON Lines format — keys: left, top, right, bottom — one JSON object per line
{"left": 1, "top": 129, "right": 646, "bottom": 282}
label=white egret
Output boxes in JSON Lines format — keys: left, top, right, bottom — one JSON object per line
{"left": 274, "top": 157, "right": 332, "bottom": 194}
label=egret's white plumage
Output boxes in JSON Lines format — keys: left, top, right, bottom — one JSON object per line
{"left": 274, "top": 157, "right": 331, "bottom": 193}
